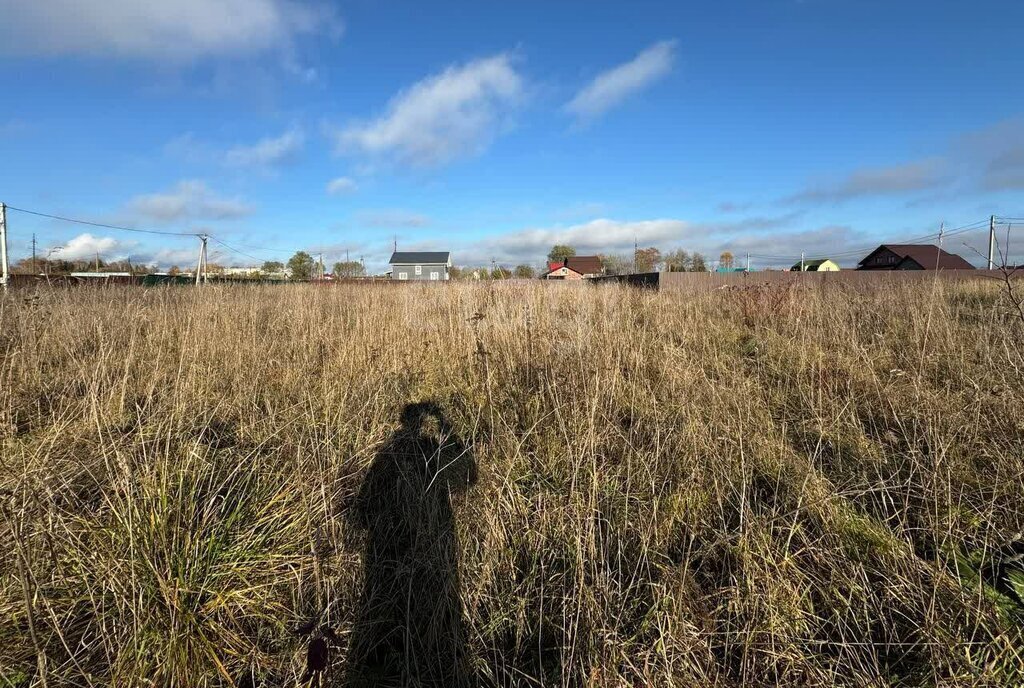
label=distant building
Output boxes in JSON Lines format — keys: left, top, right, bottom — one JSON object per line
{"left": 857, "top": 244, "right": 974, "bottom": 271}
{"left": 222, "top": 266, "right": 261, "bottom": 276}
{"left": 389, "top": 251, "right": 451, "bottom": 281}
{"left": 543, "top": 256, "right": 603, "bottom": 279}
{"left": 791, "top": 259, "right": 840, "bottom": 272}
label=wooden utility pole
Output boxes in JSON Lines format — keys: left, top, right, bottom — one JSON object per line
{"left": 0, "top": 203, "right": 9, "bottom": 292}
{"left": 987, "top": 215, "right": 996, "bottom": 269}
{"left": 31, "top": 233, "right": 37, "bottom": 274}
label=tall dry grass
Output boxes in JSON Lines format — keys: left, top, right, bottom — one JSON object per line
{"left": 1, "top": 280, "right": 1022, "bottom": 687}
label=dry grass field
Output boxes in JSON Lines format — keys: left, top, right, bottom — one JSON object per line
{"left": 1, "top": 280, "right": 1023, "bottom": 687}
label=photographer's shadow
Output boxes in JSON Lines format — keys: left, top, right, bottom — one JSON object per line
{"left": 346, "top": 402, "right": 477, "bottom": 687}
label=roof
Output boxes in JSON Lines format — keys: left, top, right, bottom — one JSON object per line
{"left": 563, "top": 255, "right": 603, "bottom": 275}
{"left": 547, "top": 261, "right": 563, "bottom": 272}
{"left": 790, "top": 258, "right": 835, "bottom": 271}
{"left": 859, "top": 244, "right": 974, "bottom": 270}
{"left": 389, "top": 251, "right": 450, "bottom": 265}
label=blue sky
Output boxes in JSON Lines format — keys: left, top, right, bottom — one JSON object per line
{"left": 1, "top": 0, "right": 1022, "bottom": 271}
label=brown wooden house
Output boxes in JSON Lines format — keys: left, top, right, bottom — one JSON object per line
{"left": 856, "top": 244, "right": 975, "bottom": 271}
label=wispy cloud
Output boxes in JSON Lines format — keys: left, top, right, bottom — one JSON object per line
{"left": 326, "top": 176, "right": 358, "bottom": 196}
{"left": 167, "top": 128, "right": 304, "bottom": 169}
{"left": 354, "top": 209, "right": 430, "bottom": 228}
{"left": 717, "top": 201, "right": 753, "bottom": 213}
{"left": 224, "top": 128, "right": 304, "bottom": 167}
{"left": 565, "top": 40, "right": 677, "bottom": 121}
{"left": 784, "top": 158, "right": 949, "bottom": 204}
{"left": 127, "top": 180, "right": 253, "bottom": 223}
{"left": 0, "top": 0, "right": 341, "bottom": 61}
{"left": 0, "top": 119, "right": 33, "bottom": 138}
{"left": 781, "top": 117, "right": 1024, "bottom": 206}
{"left": 956, "top": 117, "right": 1024, "bottom": 191}
{"left": 328, "top": 53, "right": 524, "bottom": 167}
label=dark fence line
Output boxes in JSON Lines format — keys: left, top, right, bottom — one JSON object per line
{"left": 6, "top": 270, "right": 1019, "bottom": 292}
{"left": 593, "top": 269, "right": 1021, "bottom": 292}
{"left": 3, "top": 274, "right": 391, "bottom": 289}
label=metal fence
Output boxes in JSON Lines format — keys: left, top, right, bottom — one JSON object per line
{"left": 592, "top": 269, "right": 1021, "bottom": 293}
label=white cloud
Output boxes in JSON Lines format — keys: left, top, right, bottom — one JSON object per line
{"left": 55, "top": 233, "right": 125, "bottom": 261}
{"left": 330, "top": 53, "right": 524, "bottom": 167}
{"left": 225, "top": 128, "right": 304, "bottom": 167}
{"left": 565, "top": 40, "right": 677, "bottom": 121}
{"left": 0, "top": 0, "right": 340, "bottom": 61}
{"left": 326, "top": 176, "right": 358, "bottom": 195}
{"left": 451, "top": 215, "right": 865, "bottom": 268}
{"left": 127, "top": 180, "right": 253, "bottom": 223}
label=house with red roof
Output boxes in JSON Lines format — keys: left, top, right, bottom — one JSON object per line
{"left": 542, "top": 256, "right": 604, "bottom": 280}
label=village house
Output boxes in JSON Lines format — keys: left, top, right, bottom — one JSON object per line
{"left": 856, "top": 245, "right": 974, "bottom": 271}
{"left": 542, "top": 256, "right": 604, "bottom": 279}
{"left": 389, "top": 251, "right": 451, "bottom": 281}
{"left": 791, "top": 258, "right": 840, "bottom": 272}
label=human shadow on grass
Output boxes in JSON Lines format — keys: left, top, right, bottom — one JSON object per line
{"left": 344, "top": 401, "right": 478, "bottom": 687}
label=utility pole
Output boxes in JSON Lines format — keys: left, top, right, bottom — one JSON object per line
{"left": 987, "top": 215, "right": 996, "bottom": 269}
{"left": 0, "top": 203, "right": 9, "bottom": 292}
{"left": 31, "top": 233, "right": 37, "bottom": 274}
{"left": 633, "top": 236, "right": 638, "bottom": 273}
{"left": 195, "top": 234, "right": 208, "bottom": 286}
{"left": 800, "top": 251, "right": 805, "bottom": 272}
{"left": 936, "top": 221, "right": 945, "bottom": 270}
{"left": 745, "top": 252, "right": 750, "bottom": 272}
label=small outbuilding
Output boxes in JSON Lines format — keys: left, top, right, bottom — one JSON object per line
{"left": 791, "top": 259, "right": 840, "bottom": 272}
{"left": 856, "top": 244, "right": 974, "bottom": 271}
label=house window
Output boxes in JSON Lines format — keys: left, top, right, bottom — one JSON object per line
{"left": 415, "top": 265, "right": 422, "bottom": 275}
{"left": 430, "top": 271, "right": 439, "bottom": 280}
{"left": 398, "top": 272, "right": 408, "bottom": 280}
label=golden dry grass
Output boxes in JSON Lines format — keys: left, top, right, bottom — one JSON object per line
{"left": 1, "top": 280, "right": 1023, "bottom": 687}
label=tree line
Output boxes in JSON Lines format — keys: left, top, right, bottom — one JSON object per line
{"left": 546, "top": 244, "right": 711, "bottom": 274}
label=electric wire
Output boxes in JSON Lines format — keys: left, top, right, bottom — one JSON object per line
{"left": 4, "top": 205, "right": 201, "bottom": 237}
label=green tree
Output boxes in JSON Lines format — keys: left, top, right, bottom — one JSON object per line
{"left": 691, "top": 253, "right": 708, "bottom": 272}
{"left": 333, "top": 260, "right": 365, "bottom": 279}
{"left": 262, "top": 260, "right": 284, "bottom": 274}
{"left": 663, "top": 249, "right": 691, "bottom": 272}
{"left": 513, "top": 264, "right": 536, "bottom": 279}
{"left": 547, "top": 245, "right": 576, "bottom": 262}
{"left": 287, "top": 251, "right": 315, "bottom": 281}
{"left": 635, "top": 247, "right": 662, "bottom": 273}
{"left": 600, "top": 253, "right": 632, "bottom": 275}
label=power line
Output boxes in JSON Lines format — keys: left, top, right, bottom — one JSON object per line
{"left": 747, "top": 218, "right": 996, "bottom": 264}
{"left": 208, "top": 236, "right": 272, "bottom": 264}
{"left": 5, "top": 205, "right": 200, "bottom": 237}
